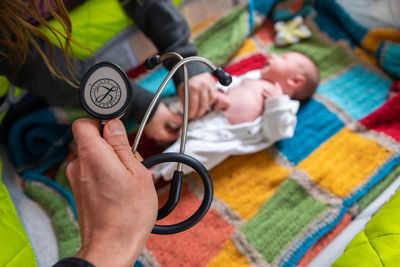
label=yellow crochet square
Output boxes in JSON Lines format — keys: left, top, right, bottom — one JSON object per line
{"left": 207, "top": 239, "right": 250, "bottom": 267}
{"left": 190, "top": 16, "right": 219, "bottom": 36}
{"left": 297, "top": 128, "right": 393, "bottom": 198}
{"left": 210, "top": 150, "right": 290, "bottom": 220}
{"left": 232, "top": 39, "right": 258, "bottom": 59}
{"left": 361, "top": 29, "right": 400, "bottom": 53}
{"left": 354, "top": 48, "right": 377, "bottom": 66}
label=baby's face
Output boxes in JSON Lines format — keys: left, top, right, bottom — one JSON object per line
{"left": 260, "top": 52, "right": 315, "bottom": 98}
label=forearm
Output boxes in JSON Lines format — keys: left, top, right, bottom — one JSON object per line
{"left": 120, "top": 0, "right": 209, "bottom": 85}
{"left": 0, "top": 36, "right": 157, "bottom": 123}
{"left": 0, "top": 37, "right": 90, "bottom": 108}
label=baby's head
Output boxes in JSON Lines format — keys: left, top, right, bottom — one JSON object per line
{"left": 261, "top": 52, "right": 320, "bottom": 101}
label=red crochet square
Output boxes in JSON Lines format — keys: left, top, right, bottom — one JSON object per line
{"left": 224, "top": 53, "right": 268, "bottom": 76}
{"left": 254, "top": 19, "right": 275, "bottom": 45}
{"left": 360, "top": 93, "right": 400, "bottom": 142}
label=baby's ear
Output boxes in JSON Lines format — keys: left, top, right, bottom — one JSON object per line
{"left": 286, "top": 74, "right": 306, "bottom": 88}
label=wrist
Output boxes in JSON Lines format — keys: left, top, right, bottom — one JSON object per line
{"left": 75, "top": 235, "right": 142, "bottom": 267}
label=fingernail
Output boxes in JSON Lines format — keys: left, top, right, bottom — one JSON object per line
{"left": 107, "top": 119, "right": 124, "bottom": 135}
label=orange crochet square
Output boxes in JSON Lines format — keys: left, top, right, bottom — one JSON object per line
{"left": 254, "top": 19, "right": 275, "bottom": 45}
{"left": 146, "top": 183, "right": 234, "bottom": 266}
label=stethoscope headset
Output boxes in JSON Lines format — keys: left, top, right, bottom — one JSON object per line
{"left": 80, "top": 52, "right": 232, "bottom": 234}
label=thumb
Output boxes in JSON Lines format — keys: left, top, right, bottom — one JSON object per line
{"left": 168, "top": 112, "right": 183, "bottom": 126}
{"left": 103, "top": 119, "right": 137, "bottom": 171}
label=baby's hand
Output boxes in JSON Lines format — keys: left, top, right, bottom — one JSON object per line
{"left": 262, "top": 82, "right": 284, "bottom": 98}
{"left": 213, "top": 91, "right": 231, "bottom": 111}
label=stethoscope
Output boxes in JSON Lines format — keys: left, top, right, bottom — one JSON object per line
{"left": 80, "top": 52, "right": 232, "bottom": 234}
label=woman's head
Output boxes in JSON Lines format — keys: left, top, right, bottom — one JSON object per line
{"left": 0, "top": 0, "right": 82, "bottom": 87}
{"left": 260, "top": 51, "right": 320, "bottom": 100}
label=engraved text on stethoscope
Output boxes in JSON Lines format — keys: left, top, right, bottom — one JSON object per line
{"left": 90, "top": 78, "right": 121, "bottom": 108}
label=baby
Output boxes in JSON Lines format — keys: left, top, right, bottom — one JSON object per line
{"left": 214, "top": 52, "right": 319, "bottom": 124}
{"left": 154, "top": 52, "right": 320, "bottom": 181}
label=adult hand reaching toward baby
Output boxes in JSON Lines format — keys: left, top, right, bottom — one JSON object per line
{"left": 144, "top": 103, "right": 183, "bottom": 143}
{"left": 67, "top": 118, "right": 158, "bottom": 267}
{"left": 176, "top": 72, "right": 216, "bottom": 118}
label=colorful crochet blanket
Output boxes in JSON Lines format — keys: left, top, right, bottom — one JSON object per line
{"left": 3, "top": 0, "right": 400, "bottom": 266}
{"left": 140, "top": 1, "right": 400, "bottom": 266}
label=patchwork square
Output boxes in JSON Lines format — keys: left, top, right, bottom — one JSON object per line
{"left": 211, "top": 150, "right": 290, "bottom": 221}
{"left": 240, "top": 178, "right": 328, "bottom": 264}
{"left": 254, "top": 19, "right": 275, "bottom": 45}
{"left": 360, "top": 93, "right": 400, "bottom": 142}
{"left": 224, "top": 53, "right": 268, "bottom": 76}
{"left": 298, "top": 213, "right": 352, "bottom": 266}
{"left": 232, "top": 39, "right": 258, "bottom": 59}
{"left": 207, "top": 239, "right": 251, "bottom": 267}
{"left": 269, "top": 33, "right": 353, "bottom": 80}
{"left": 317, "top": 64, "right": 391, "bottom": 120}
{"left": 297, "top": 128, "right": 394, "bottom": 198}
{"left": 276, "top": 99, "right": 344, "bottom": 165}
{"left": 146, "top": 183, "right": 234, "bottom": 266}
{"left": 138, "top": 67, "right": 176, "bottom": 97}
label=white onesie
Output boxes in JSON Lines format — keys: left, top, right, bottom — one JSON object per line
{"left": 153, "top": 70, "right": 300, "bottom": 180}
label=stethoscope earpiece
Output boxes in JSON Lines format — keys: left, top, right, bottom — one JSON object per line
{"left": 79, "top": 62, "right": 132, "bottom": 120}
{"left": 144, "top": 55, "right": 161, "bottom": 70}
{"left": 213, "top": 67, "right": 233, "bottom": 86}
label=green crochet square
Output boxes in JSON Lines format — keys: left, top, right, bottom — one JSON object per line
{"left": 269, "top": 31, "right": 353, "bottom": 81}
{"left": 194, "top": 7, "right": 249, "bottom": 66}
{"left": 240, "top": 178, "right": 328, "bottom": 263}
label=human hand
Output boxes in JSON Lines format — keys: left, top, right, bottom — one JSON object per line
{"left": 67, "top": 118, "right": 158, "bottom": 267}
{"left": 176, "top": 72, "right": 216, "bottom": 118}
{"left": 262, "top": 82, "right": 284, "bottom": 99}
{"left": 144, "top": 102, "right": 182, "bottom": 143}
{"left": 213, "top": 91, "right": 231, "bottom": 111}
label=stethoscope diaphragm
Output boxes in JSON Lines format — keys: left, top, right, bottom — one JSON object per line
{"left": 80, "top": 62, "right": 132, "bottom": 120}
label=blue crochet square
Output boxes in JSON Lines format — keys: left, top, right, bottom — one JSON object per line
{"left": 138, "top": 66, "right": 177, "bottom": 97}
{"left": 276, "top": 99, "right": 344, "bottom": 165}
{"left": 317, "top": 64, "right": 391, "bottom": 120}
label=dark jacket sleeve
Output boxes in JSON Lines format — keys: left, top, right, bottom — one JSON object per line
{"left": 120, "top": 0, "right": 210, "bottom": 86}
{"left": 0, "top": 37, "right": 156, "bottom": 123}
{"left": 53, "top": 257, "right": 95, "bottom": 267}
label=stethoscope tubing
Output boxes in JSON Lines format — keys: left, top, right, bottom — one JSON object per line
{"left": 141, "top": 152, "right": 213, "bottom": 235}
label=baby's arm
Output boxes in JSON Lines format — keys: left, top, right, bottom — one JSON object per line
{"left": 262, "top": 95, "right": 300, "bottom": 142}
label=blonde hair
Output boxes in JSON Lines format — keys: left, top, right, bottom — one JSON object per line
{"left": 0, "top": 0, "right": 84, "bottom": 87}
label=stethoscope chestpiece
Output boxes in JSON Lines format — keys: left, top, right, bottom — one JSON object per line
{"left": 80, "top": 62, "right": 132, "bottom": 120}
